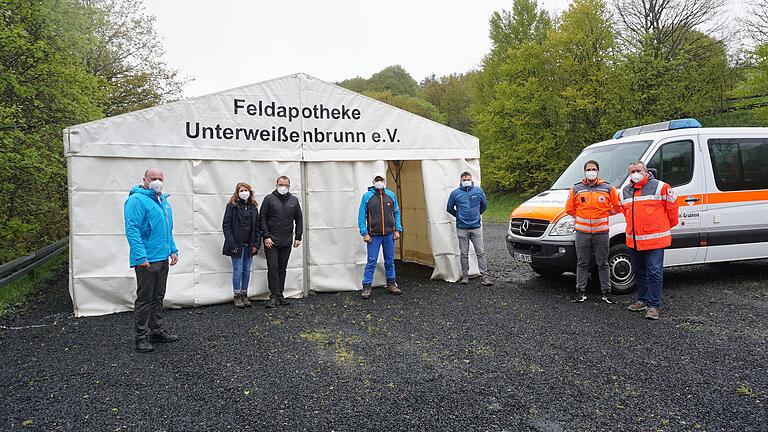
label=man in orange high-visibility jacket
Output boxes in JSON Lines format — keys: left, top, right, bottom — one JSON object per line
{"left": 621, "top": 161, "right": 679, "bottom": 320}
{"left": 566, "top": 160, "right": 623, "bottom": 304}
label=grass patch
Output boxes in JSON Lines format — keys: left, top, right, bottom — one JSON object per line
{"left": 484, "top": 192, "right": 529, "bottom": 223}
{"left": 0, "top": 253, "right": 67, "bottom": 317}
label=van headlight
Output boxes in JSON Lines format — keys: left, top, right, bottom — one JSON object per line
{"left": 550, "top": 215, "right": 575, "bottom": 236}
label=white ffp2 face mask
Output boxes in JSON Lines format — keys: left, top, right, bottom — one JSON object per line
{"left": 238, "top": 191, "right": 250, "bottom": 201}
{"left": 585, "top": 171, "right": 598, "bottom": 181}
{"left": 374, "top": 181, "right": 385, "bottom": 190}
{"left": 630, "top": 172, "right": 644, "bottom": 183}
{"left": 277, "top": 186, "right": 289, "bottom": 195}
{"left": 148, "top": 179, "right": 163, "bottom": 193}
{"left": 461, "top": 180, "right": 472, "bottom": 188}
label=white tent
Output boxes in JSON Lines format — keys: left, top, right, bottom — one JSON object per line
{"left": 65, "top": 73, "right": 481, "bottom": 317}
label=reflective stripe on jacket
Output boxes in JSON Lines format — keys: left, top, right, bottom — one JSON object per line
{"left": 621, "top": 173, "right": 679, "bottom": 251}
{"left": 565, "top": 178, "right": 622, "bottom": 234}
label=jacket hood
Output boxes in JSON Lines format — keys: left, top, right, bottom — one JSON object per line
{"left": 272, "top": 189, "right": 292, "bottom": 198}
{"left": 129, "top": 184, "right": 166, "bottom": 199}
{"left": 581, "top": 178, "right": 605, "bottom": 186}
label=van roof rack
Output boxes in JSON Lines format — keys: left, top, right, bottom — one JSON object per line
{"left": 612, "top": 118, "right": 701, "bottom": 139}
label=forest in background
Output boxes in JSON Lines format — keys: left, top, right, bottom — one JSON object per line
{"left": 2, "top": 0, "right": 768, "bottom": 262}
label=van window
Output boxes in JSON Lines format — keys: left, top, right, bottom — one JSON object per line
{"left": 551, "top": 140, "right": 652, "bottom": 189}
{"left": 708, "top": 138, "right": 768, "bottom": 191}
{"left": 647, "top": 140, "right": 694, "bottom": 187}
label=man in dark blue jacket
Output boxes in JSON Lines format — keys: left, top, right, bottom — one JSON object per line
{"left": 358, "top": 173, "right": 403, "bottom": 299}
{"left": 124, "top": 168, "right": 179, "bottom": 353}
{"left": 447, "top": 171, "right": 493, "bottom": 285}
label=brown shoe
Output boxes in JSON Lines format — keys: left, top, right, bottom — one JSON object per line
{"left": 361, "top": 285, "right": 372, "bottom": 300}
{"left": 645, "top": 308, "right": 660, "bottom": 320}
{"left": 387, "top": 281, "right": 402, "bottom": 295}
{"left": 234, "top": 295, "right": 244, "bottom": 309}
{"left": 241, "top": 295, "right": 252, "bottom": 307}
{"left": 480, "top": 274, "right": 494, "bottom": 286}
{"left": 627, "top": 302, "right": 647, "bottom": 312}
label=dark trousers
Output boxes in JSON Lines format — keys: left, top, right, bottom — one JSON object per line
{"left": 575, "top": 231, "right": 610, "bottom": 293}
{"left": 265, "top": 246, "right": 291, "bottom": 299}
{"left": 134, "top": 260, "right": 169, "bottom": 339}
{"left": 628, "top": 248, "right": 665, "bottom": 308}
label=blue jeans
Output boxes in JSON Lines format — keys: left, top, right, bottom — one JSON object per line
{"left": 362, "top": 234, "right": 396, "bottom": 286}
{"left": 231, "top": 246, "right": 253, "bottom": 295}
{"left": 628, "top": 248, "right": 665, "bottom": 308}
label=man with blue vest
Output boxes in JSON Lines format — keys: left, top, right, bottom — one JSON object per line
{"left": 358, "top": 173, "right": 403, "bottom": 299}
{"left": 124, "top": 168, "right": 179, "bottom": 353}
{"left": 447, "top": 171, "right": 493, "bottom": 286}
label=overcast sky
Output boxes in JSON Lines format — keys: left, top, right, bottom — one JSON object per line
{"left": 144, "top": 0, "right": 750, "bottom": 98}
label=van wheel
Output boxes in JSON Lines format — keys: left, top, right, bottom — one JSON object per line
{"left": 608, "top": 244, "right": 635, "bottom": 294}
{"left": 530, "top": 265, "right": 563, "bottom": 278}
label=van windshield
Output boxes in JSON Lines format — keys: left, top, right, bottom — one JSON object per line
{"left": 551, "top": 140, "right": 653, "bottom": 189}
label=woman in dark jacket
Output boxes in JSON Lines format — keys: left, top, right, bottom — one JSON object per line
{"left": 222, "top": 182, "right": 261, "bottom": 308}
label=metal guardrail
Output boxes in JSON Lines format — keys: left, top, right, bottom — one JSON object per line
{"left": 0, "top": 238, "right": 68, "bottom": 289}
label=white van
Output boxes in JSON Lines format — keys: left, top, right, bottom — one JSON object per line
{"left": 506, "top": 119, "right": 768, "bottom": 293}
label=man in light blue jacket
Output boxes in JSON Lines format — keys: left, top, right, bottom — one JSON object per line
{"left": 447, "top": 171, "right": 493, "bottom": 286}
{"left": 124, "top": 168, "right": 179, "bottom": 353}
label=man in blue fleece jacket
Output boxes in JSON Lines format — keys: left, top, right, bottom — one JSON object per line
{"left": 124, "top": 168, "right": 179, "bottom": 353}
{"left": 447, "top": 171, "right": 493, "bottom": 286}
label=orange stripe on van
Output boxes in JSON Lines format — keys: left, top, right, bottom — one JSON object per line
{"left": 705, "top": 190, "right": 768, "bottom": 205}
{"left": 510, "top": 206, "right": 567, "bottom": 222}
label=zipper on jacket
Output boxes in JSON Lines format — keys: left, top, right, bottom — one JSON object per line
{"left": 631, "top": 189, "right": 637, "bottom": 249}
{"left": 379, "top": 190, "right": 385, "bottom": 235}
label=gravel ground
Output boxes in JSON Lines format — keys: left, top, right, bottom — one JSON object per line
{"left": 1, "top": 223, "right": 766, "bottom": 432}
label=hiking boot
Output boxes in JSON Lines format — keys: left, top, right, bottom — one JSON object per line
{"left": 627, "top": 302, "right": 647, "bottom": 312}
{"left": 601, "top": 295, "right": 614, "bottom": 304}
{"left": 361, "top": 285, "right": 372, "bottom": 300}
{"left": 645, "top": 307, "right": 660, "bottom": 320}
{"left": 460, "top": 275, "right": 469, "bottom": 284}
{"left": 266, "top": 297, "right": 279, "bottom": 308}
{"left": 278, "top": 297, "right": 291, "bottom": 306}
{"left": 241, "top": 295, "right": 252, "bottom": 307}
{"left": 234, "top": 295, "right": 244, "bottom": 309}
{"left": 573, "top": 293, "right": 587, "bottom": 303}
{"left": 387, "top": 280, "right": 402, "bottom": 295}
{"left": 148, "top": 331, "right": 178, "bottom": 343}
{"left": 135, "top": 338, "right": 154, "bottom": 353}
{"left": 481, "top": 274, "right": 494, "bottom": 286}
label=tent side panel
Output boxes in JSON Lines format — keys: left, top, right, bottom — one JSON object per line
{"left": 305, "top": 161, "right": 387, "bottom": 292}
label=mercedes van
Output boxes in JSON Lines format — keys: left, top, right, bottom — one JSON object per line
{"left": 506, "top": 119, "right": 768, "bottom": 293}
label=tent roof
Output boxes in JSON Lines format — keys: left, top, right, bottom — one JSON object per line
{"left": 65, "top": 73, "right": 479, "bottom": 161}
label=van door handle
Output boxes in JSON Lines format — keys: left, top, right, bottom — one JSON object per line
{"left": 684, "top": 197, "right": 700, "bottom": 203}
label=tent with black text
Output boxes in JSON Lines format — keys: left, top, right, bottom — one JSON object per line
{"left": 65, "top": 73, "right": 481, "bottom": 317}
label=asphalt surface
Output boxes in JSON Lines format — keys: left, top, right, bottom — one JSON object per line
{"left": 1, "top": 223, "right": 766, "bottom": 431}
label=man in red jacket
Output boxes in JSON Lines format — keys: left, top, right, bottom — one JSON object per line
{"left": 620, "top": 161, "right": 679, "bottom": 320}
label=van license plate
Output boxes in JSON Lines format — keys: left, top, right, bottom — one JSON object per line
{"left": 513, "top": 252, "right": 532, "bottom": 263}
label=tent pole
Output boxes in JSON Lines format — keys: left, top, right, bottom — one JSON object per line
{"left": 389, "top": 160, "right": 404, "bottom": 260}
{"left": 301, "top": 161, "right": 310, "bottom": 297}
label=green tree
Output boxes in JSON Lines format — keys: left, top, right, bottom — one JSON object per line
{"left": 362, "top": 90, "right": 447, "bottom": 124}
{"left": 0, "top": 0, "right": 105, "bottom": 262}
{"left": 418, "top": 72, "right": 476, "bottom": 133}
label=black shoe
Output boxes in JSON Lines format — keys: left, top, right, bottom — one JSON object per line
{"left": 266, "top": 298, "right": 279, "bottom": 308}
{"left": 135, "top": 338, "right": 154, "bottom": 353}
{"left": 148, "top": 331, "right": 178, "bottom": 343}
{"left": 573, "top": 293, "right": 587, "bottom": 303}
{"left": 278, "top": 297, "right": 291, "bottom": 306}
{"left": 601, "top": 295, "right": 614, "bottom": 304}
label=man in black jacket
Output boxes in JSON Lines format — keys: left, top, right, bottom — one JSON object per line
{"left": 260, "top": 176, "right": 303, "bottom": 308}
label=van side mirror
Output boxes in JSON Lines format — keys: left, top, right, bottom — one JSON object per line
{"left": 648, "top": 168, "right": 658, "bottom": 179}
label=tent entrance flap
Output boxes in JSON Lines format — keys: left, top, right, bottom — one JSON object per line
{"left": 387, "top": 160, "right": 433, "bottom": 267}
